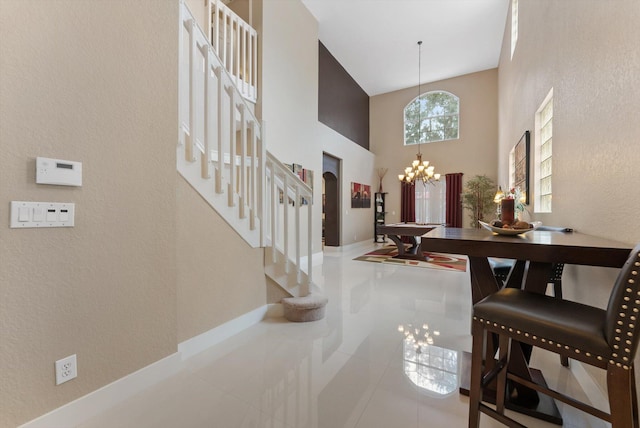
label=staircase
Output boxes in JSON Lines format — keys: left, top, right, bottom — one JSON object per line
{"left": 178, "top": 1, "right": 325, "bottom": 320}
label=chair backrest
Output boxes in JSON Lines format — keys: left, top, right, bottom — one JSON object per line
{"left": 604, "top": 243, "right": 640, "bottom": 367}
{"left": 549, "top": 263, "right": 565, "bottom": 283}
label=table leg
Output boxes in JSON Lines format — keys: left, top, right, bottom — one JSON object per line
{"left": 387, "top": 234, "right": 429, "bottom": 261}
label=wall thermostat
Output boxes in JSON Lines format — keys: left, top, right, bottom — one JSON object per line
{"left": 36, "top": 157, "right": 82, "bottom": 187}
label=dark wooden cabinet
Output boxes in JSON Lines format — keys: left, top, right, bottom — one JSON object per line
{"left": 374, "top": 192, "right": 387, "bottom": 243}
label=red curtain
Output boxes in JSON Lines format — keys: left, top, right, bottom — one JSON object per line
{"left": 400, "top": 181, "right": 415, "bottom": 223}
{"left": 445, "top": 173, "right": 463, "bottom": 227}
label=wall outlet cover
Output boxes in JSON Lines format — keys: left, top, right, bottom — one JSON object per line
{"left": 55, "top": 354, "right": 77, "bottom": 385}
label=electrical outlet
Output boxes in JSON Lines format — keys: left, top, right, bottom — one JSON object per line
{"left": 55, "top": 354, "right": 77, "bottom": 385}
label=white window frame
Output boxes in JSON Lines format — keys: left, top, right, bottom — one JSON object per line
{"left": 403, "top": 91, "right": 460, "bottom": 146}
{"left": 534, "top": 88, "right": 553, "bottom": 213}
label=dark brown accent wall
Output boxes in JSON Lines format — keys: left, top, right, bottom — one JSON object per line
{"left": 318, "top": 42, "right": 370, "bottom": 150}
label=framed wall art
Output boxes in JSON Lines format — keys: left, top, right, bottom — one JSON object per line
{"left": 509, "top": 130, "right": 530, "bottom": 205}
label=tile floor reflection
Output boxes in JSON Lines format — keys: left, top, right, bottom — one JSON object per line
{"left": 79, "top": 242, "right": 610, "bottom": 428}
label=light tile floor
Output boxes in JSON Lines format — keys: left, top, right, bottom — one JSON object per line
{"left": 79, "top": 242, "right": 610, "bottom": 428}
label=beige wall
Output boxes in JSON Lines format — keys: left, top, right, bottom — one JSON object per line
{"left": 497, "top": 0, "right": 640, "bottom": 391}
{"left": 497, "top": 0, "right": 640, "bottom": 246}
{"left": 260, "top": 0, "right": 323, "bottom": 252}
{"left": 260, "top": 0, "right": 378, "bottom": 248}
{"left": 498, "top": 0, "right": 640, "bottom": 302}
{"left": 176, "top": 176, "right": 266, "bottom": 342}
{"left": 320, "top": 123, "right": 377, "bottom": 246}
{"left": 0, "top": 1, "right": 178, "bottom": 426}
{"left": 371, "top": 69, "right": 499, "bottom": 227}
{"left": 0, "top": 1, "right": 272, "bottom": 426}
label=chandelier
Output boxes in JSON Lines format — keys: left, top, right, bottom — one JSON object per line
{"left": 398, "top": 41, "right": 441, "bottom": 185}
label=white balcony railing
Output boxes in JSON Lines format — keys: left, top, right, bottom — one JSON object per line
{"left": 207, "top": 0, "right": 257, "bottom": 103}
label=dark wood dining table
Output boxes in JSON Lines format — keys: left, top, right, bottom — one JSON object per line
{"left": 422, "top": 226, "right": 633, "bottom": 425}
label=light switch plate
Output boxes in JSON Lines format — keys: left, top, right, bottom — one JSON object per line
{"left": 10, "top": 201, "right": 75, "bottom": 228}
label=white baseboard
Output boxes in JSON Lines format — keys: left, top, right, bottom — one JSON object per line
{"left": 178, "top": 303, "right": 281, "bottom": 359}
{"left": 19, "top": 353, "right": 182, "bottom": 428}
{"left": 19, "top": 304, "right": 283, "bottom": 428}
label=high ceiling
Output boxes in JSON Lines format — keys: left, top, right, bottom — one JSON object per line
{"left": 300, "top": 0, "right": 510, "bottom": 96}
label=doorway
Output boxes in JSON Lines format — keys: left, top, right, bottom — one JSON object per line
{"left": 323, "top": 153, "right": 341, "bottom": 247}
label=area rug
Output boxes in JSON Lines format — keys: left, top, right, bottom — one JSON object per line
{"left": 354, "top": 245, "right": 467, "bottom": 272}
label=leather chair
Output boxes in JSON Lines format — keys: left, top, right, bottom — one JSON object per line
{"left": 469, "top": 243, "right": 640, "bottom": 428}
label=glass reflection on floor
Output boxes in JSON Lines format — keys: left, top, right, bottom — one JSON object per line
{"left": 398, "top": 323, "right": 459, "bottom": 396}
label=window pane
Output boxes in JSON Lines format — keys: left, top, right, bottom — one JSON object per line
{"left": 535, "top": 90, "right": 553, "bottom": 213}
{"left": 540, "top": 194, "right": 551, "bottom": 212}
{"left": 540, "top": 176, "right": 552, "bottom": 195}
{"left": 540, "top": 121, "right": 552, "bottom": 145}
{"left": 540, "top": 139, "right": 552, "bottom": 161}
{"left": 404, "top": 91, "right": 459, "bottom": 145}
{"left": 540, "top": 99, "right": 553, "bottom": 125}
{"left": 540, "top": 158, "right": 552, "bottom": 178}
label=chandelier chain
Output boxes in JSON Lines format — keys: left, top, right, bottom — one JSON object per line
{"left": 398, "top": 41, "right": 440, "bottom": 185}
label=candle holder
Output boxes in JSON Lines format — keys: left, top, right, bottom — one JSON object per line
{"left": 501, "top": 198, "right": 515, "bottom": 225}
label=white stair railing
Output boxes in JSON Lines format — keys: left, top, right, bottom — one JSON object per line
{"left": 179, "top": 1, "right": 314, "bottom": 297}
{"left": 264, "top": 152, "right": 313, "bottom": 297}
{"left": 207, "top": 0, "right": 257, "bottom": 103}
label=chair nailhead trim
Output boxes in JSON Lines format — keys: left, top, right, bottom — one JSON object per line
{"left": 479, "top": 319, "right": 632, "bottom": 370}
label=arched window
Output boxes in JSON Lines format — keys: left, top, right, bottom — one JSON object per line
{"left": 404, "top": 91, "right": 459, "bottom": 145}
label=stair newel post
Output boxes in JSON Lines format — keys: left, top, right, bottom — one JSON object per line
{"left": 226, "top": 86, "right": 236, "bottom": 207}
{"left": 295, "top": 186, "right": 301, "bottom": 285}
{"left": 186, "top": 19, "right": 197, "bottom": 163}
{"left": 207, "top": 0, "right": 213, "bottom": 45}
{"left": 239, "top": 103, "right": 246, "bottom": 219}
{"left": 283, "top": 174, "right": 290, "bottom": 274}
{"left": 202, "top": 47, "right": 213, "bottom": 179}
{"left": 259, "top": 123, "right": 266, "bottom": 246}
{"left": 234, "top": 18, "right": 240, "bottom": 89}
{"left": 221, "top": 2, "right": 227, "bottom": 71}
{"left": 215, "top": 66, "right": 223, "bottom": 193}
{"left": 249, "top": 120, "right": 257, "bottom": 231}
{"left": 241, "top": 22, "right": 247, "bottom": 96}
{"left": 249, "top": 32, "right": 254, "bottom": 100}
{"left": 269, "top": 162, "right": 277, "bottom": 263}
{"left": 307, "top": 189, "right": 312, "bottom": 285}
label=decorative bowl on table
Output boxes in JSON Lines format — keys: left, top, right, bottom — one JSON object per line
{"left": 479, "top": 220, "right": 543, "bottom": 236}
